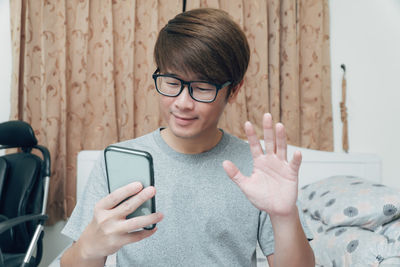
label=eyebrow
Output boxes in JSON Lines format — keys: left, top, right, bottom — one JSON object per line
{"left": 163, "top": 72, "right": 179, "bottom": 76}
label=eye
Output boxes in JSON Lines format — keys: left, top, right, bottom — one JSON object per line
{"left": 167, "top": 82, "right": 180, "bottom": 86}
{"left": 195, "top": 87, "right": 213, "bottom": 91}
{"left": 161, "top": 76, "right": 180, "bottom": 87}
{"left": 192, "top": 83, "right": 215, "bottom": 92}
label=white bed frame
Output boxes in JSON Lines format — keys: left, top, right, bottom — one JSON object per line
{"left": 77, "top": 145, "right": 382, "bottom": 198}
{"left": 286, "top": 145, "right": 382, "bottom": 186}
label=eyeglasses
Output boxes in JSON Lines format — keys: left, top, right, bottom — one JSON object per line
{"left": 152, "top": 69, "right": 232, "bottom": 103}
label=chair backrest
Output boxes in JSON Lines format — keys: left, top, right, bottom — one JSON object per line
{"left": 0, "top": 158, "right": 8, "bottom": 200}
{"left": 0, "top": 121, "right": 49, "bottom": 254}
{"left": 0, "top": 152, "right": 44, "bottom": 253}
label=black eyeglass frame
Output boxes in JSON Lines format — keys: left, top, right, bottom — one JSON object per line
{"left": 152, "top": 69, "right": 232, "bottom": 103}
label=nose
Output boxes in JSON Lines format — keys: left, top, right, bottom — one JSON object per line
{"left": 174, "top": 85, "right": 195, "bottom": 110}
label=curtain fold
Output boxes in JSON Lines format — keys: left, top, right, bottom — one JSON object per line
{"left": 9, "top": 0, "right": 332, "bottom": 224}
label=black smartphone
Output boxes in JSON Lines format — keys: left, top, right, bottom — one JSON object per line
{"left": 104, "top": 145, "right": 156, "bottom": 230}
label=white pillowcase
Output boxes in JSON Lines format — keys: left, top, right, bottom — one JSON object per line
{"left": 298, "top": 175, "right": 400, "bottom": 230}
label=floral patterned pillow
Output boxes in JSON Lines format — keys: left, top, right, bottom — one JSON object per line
{"left": 309, "top": 225, "right": 400, "bottom": 267}
{"left": 379, "top": 219, "right": 400, "bottom": 244}
{"left": 298, "top": 175, "right": 400, "bottom": 230}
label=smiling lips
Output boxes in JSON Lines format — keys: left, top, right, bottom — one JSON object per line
{"left": 172, "top": 113, "right": 198, "bottom": 126}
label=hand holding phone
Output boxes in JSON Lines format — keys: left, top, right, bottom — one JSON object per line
{"left": 64, "top": 147, "right": 161, "bottom": 263}
{"left": 104, "top": 145, "right": 156, "bottom": 230}
{"left": 72, "top": 182, "right": 162, "bottom": 262}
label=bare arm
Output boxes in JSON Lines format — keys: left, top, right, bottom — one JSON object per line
{"left": 267, "top": 210, "right": 314, "bottom": 267}
{"left": 60, "top": 182, "right": 163, "bottom": 266}
{"left": 60, "top": 241, "right": 106, "bottom": 267}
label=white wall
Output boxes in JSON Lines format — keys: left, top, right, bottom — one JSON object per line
{"left": 330, "top": 0, "right": 400, "bottom": 189}
{"left": 0, "top": 0, "right": 11, "bottom": 125}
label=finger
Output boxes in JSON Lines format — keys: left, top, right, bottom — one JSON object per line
{"left": 289, "top": 150, "right": 302, "bottom": 174}
{"left": 275, "top": 123, "right": 287, "bottom": 161}
{"left": 121, "top": 212, "right": 164, "bottom": 233}
{"left": 263, "top": 113, "right": 275, "bottom": 155}
{"left": 113, "top": 186, "right": 156, "bottom": 218}
{"left": 223, "top": 160, "right": 247, "bottom": 186}
{"left": 244, "top": 121, "right": 263, "bottom": 158}
{"left": 98, "top": 182, "right": 143, "bottom": 210}
{"left": 120, "top": 227, "right": 158, "bottom": 246}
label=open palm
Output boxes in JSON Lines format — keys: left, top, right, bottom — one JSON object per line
{"left": 223, "top": 113, "right": 301, "bottom": 216}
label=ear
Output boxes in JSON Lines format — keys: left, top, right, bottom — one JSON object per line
{"left": 228, "top": 79, "right": 244, "bottom": 104}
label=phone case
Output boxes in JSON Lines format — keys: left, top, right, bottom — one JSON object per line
{"left": 104, "top": 145, "right": 156, "bottom": 230}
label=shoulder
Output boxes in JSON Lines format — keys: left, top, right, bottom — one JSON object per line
{"left": 223, "top": 131, "right": 251, "bottom": 153}
{"left": 112, "top": 129, "right": 158, "bottom": 150}
{"left": 220, "top": 131, "right": 253, "bottom": 172}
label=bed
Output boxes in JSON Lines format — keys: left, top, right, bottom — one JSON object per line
{"left": 257, "top": 145, "right": 400, "bottom": 267}
{"left": 62, "top": 144, "right": 400, "bottom": 267}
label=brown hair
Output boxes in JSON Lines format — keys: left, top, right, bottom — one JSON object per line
{"left": 154, "top": 8, "right": 250, "bottom": 90}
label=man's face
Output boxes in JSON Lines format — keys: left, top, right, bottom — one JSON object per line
{"left": 158, "top": 69, "right": 231, "bottom": 141}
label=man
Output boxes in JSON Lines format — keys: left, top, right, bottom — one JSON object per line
{"left": 61, "top": 8, "right": 315, "bottom": 267}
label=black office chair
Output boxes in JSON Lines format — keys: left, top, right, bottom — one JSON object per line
{"left": 0, "top": 121, "right": 50, "bottom": 267}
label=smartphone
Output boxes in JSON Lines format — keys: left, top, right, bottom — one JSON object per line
{"left": 104, "top": 145, "right": 156, "bottom": 230}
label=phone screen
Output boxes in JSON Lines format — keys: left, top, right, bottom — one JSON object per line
{"left": 104, "top": 146, "right": 155, "bottom": 229}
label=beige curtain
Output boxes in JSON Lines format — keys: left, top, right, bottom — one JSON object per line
{"left": 9, "top": 0, "right": 332, "bottom": 224}
{"left": 214, "top": 0, "right": 333, "bottom": 149}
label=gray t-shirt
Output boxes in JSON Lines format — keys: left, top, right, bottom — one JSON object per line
{"left": 62, "top": 129, "right": 312, "bottom": 266}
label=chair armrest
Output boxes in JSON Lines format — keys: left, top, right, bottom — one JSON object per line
{"left": 0, "top": 214, "right": 48, "bottom": 235}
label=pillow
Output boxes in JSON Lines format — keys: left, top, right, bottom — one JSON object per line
{"left": 310, "top": 226, "right": 400, "bottom": 267}
{"left": 301, "top": 209, "right": 327, "bottom": 238}
{"left": 298, "top": 175, "right": 400, "bottom": 230}
{"left": 379, "top": 219, "right": 400, "bottom": 244}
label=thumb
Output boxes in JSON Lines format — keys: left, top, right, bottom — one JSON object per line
{"left": 223, "top": 160, "right": 246, "bottom": 186}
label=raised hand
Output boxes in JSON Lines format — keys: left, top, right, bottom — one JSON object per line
{"left": 223, "top": 113, "right": 301, "bottom": 217}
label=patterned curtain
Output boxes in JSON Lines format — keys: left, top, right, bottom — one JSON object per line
{"left": 9, "top": 0, "right": 332, "bottom": 224}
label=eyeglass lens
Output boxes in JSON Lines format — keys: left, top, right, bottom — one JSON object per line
{"left": 156, "top": 76, "right": 217, "bottom": 102}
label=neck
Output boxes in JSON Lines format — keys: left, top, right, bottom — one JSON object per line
{"left": 160, "top": 128, "right": 223, "bottom": 154}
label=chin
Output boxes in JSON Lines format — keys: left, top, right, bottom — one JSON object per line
{"left": 169, "top": 126, "right": 201, "bottom": 140}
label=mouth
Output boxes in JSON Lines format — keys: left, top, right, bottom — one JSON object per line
{"left": 174, "top": 114, "right": 196, "bottom": 120}
{"left": 172, "top": 113, "right": 198, "bottom": 125}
